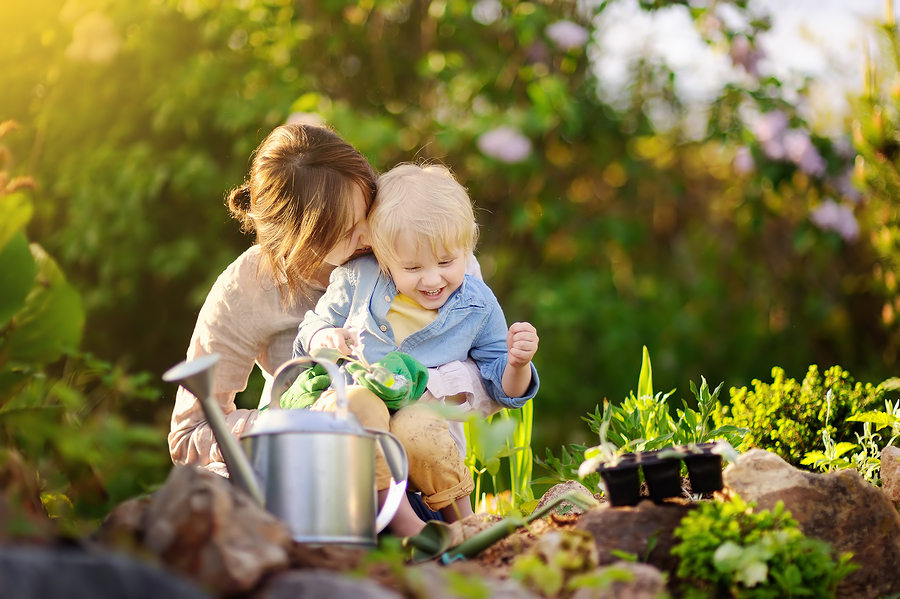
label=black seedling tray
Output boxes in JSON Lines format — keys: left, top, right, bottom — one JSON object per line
{"left": 596, "top": 442, "right": 724, "bottom": 506}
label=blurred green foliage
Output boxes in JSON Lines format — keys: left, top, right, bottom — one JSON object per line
{"left": 715, "top": 365, "right": 882, "bottom": 465}
{"left": 0, "top": 126, "right": 170, "bottom": 535}
{"left": 1, "top": 0, "right": 898, "bottom": 460}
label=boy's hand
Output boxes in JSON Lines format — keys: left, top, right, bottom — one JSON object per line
{"left": 309, "top": 327, "right": 356, "bottom": 355}
{"left": 507, "top": 322, "right": 539, "bottom": 367}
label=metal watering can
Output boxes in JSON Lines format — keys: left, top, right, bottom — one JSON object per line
{"left": 163, "top": 354, "right": 408, "bottom": 546}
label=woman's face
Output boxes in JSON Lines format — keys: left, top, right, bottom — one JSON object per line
{"left": 323, "top": 185, "right": 371, "bottom": 266}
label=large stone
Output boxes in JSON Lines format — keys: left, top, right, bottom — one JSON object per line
{"left": 409, "top": 562, "right": 540, "bottom": 599}
{"left": 0, "top": 546, "right": 209, "bottom": 599}
{"left": 92, "top": 496, "right": 153, "bottom": 552}
{"left": 569, "top": 561, "right": 667, "bottom": 599}
{"left": 576, "top": 500, "right": 694, "bottom": 582}
{"left": 724, "top": 448, "right": 900, "bottom": 599}
{"left": 252, "top": 570, "right": 401, "bottom": 599}
{"left": 142, "top": 465, "right": 292, "bottom": 596}
{"left": 880, "top": 445, "right": 900, "bottom": 506}
{"left": 535, "top": 481, "right": 596, "bottom": 516}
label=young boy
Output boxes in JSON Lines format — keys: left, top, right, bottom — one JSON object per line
{"left": 293, "top": 163, "right": 539, "bottom": 536}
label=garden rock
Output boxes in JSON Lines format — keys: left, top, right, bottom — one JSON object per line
{"left": 569, "top": 561, "right": 667, "bottom": 599}
{"left": 576, "top": 500, "right": 693, "bottom": 581}
{"left": 723, "top": 448, "right": 900, "bottom": 599}
{"left": 535, "top": 481, "right": 596, "bottom": 516}
{"left": 410, "top": 562, "right": 540, "bottom": 599}
{"left": 141, "top": 465, "right": 292, "bottom": 596}
{"left": 251, "top": 570, "right": 401, "bottom": 599}
{"left": 0, "top": 545, "right": 210, "bottom": 599}
{"left": 92, "top": 495, "right": 153, "bottom": 551}
{"left": 880, "top": 445, "right": 900, "bottom": 506}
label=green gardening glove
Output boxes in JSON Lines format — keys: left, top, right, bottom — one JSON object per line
{"left": 344, "top": 352, "right": 429, "bottom": 410}
{"left": 280, "top": 363, "right": 332, "bottom": 409}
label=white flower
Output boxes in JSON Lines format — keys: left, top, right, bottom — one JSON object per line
{"left": 811, "top": 199, "right": 859, "bottom": 242}
{"left": 65, "top": 12, "right": 121, "bottom": 64}
{"left": 545, "top": 20, "right": 590, "bottom": 50}
{"left": 477, "top": 127, "right": 532, "bottom": 163}
{"left": 472, "top": 0, "right": 502, "bottom": 25}
{"left": 783, "top": 129, "right": 825, "bottom": 176}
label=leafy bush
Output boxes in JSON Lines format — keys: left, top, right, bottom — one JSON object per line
{"left": 672, "top": 494, "right": 857, "bottom": 599}
{"left": 715, "top": 365, "right": 881, "bottom": 465}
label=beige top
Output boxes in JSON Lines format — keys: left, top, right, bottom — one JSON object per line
{"left": 168, "top": 245, "right": 496, "bottom": 473}
{"left": 168, "top": 246, "right": 322, "bottom": 470}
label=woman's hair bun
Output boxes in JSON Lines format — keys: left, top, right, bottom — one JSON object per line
{"left": 227, "top": 183, "right": 252, "bottom": 215}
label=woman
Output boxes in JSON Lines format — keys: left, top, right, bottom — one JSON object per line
{"left": 168, "top": 123, "right": 376, "bottom": 472}
{"left": 168, "top": 123, "right": 492, "bottom": 536}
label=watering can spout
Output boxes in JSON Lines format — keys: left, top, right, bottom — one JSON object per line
{"left": 163, "top": 353, "right": 265, "bottom": 506}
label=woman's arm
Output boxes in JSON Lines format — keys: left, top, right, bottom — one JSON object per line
{"left": 168, "top": 265, "right": 263, "bottom": 466}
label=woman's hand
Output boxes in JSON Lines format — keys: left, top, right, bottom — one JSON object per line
{"left": 309, "top": 327, "right": 356, "bottom": 355}
{"left": 507, "top": 321, "right": 539, "bottom": 367}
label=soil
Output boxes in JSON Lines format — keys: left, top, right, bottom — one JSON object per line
{"left": 284, "top": 478, "right": 711, "bottom": 593}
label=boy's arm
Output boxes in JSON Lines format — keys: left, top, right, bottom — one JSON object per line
{"left": 501, "top": 321, "right": 539, "bottom": 398}
{"left": 293, "top": 265, "right": 356, "bottom": 358}
{"left": 468, "top": 297, "right": 540, "bottom": 409}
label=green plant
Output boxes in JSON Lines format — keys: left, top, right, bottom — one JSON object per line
{"left": 1, "top": 129, "right": 169, "bottom": 535}
{"left": 539, "top": 347, "right": 742, "bottom": 497}
{"left": 800, "top": 390, "right": 857, "bottom": 475}
{"left": 716, "top": 365, "right": 881, "bottom": 465}
{"left": 583, "top": 349, "right": 745, "bottom": 454}
{"left": 672, "top": 494, "right": 857, "bottom": 598}
{"left": 464, "top": 411, "right": 527, "bottom": 515}
{"left": 802, "top": 392, "right": 900, "bottom": 485}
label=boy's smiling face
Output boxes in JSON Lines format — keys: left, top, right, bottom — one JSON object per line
{"left": 387, "top": 231, "right": 466, "bottom": 309}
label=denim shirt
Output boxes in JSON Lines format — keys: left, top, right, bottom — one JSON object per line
{"left": 293, "top": 254, "right": 539, "bottom": 409}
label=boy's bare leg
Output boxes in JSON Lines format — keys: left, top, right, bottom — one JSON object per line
{"left": 378, "top": 489, "right": 426, "bottom": 537}
{"left": 439, "top": 494, "right": 474, "bottom": 523}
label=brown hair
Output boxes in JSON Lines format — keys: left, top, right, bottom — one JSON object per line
{"left": 227, "top": 124, "right": 376, "bottom": 304}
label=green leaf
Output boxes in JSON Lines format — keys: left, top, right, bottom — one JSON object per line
{"left": 0, "top": 192, "right": 33, "bottom": 251}
{"left": 831, "top": 442, "right": 857, "bottom": 458}
{"left": 0, "top": 231, "right": 36, "bottom": 329}
{"left": 3, "top": 243, "right": 84, "bottom": 365}
{"left": 847, "top": 410, "right": 899, "bottom": 430}
{"left": 637, "top": 345, "right": 653, "bottom": 400}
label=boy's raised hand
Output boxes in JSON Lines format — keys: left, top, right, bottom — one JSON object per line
{"left": 309, "top": 327, "right": 356, "bottom": 355}
{"left": 507, "top": 321, "right": 539, "bottom": 367}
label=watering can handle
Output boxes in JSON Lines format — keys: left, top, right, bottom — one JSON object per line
{"left": 268, "top": 356, "right": 349, "bottom": 419}
{"left": 372, "top": 430, "right": 409, "bottom": 533}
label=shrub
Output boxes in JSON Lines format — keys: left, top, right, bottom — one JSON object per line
{"left": 672, "top": 494, "right": 856, "bottom": 599}
{"left": 715, "top": 365, "right": 881, "bottom": 465}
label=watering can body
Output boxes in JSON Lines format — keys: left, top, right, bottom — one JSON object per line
{"left": 163, "top": 354, "right": 408, "bottom": 547}
{"left": 242, "top": 406, "right": 407, "bottom": 546}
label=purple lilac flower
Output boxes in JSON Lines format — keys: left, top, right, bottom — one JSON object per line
{"left": 477, "top": 127, "right": 532, "bottom": 163}
{"left": 546, "top": 20, "right": 590, "bottom": 50}
{"left": 733, "top": 146, "right": 755, "bottom": 174}
{"left": 811, "top": 199, "right": 859, "bottom": 242}
{"left": 783, "top": 129, "right": 825, "bottom": 176}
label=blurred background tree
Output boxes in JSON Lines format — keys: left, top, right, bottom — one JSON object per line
{"left": 0, "top": 0, "right": 895, "bottom": 460}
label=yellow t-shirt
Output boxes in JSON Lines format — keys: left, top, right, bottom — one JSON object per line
{"left": 386, "top": 293, "right": 438, "bottom": 345}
